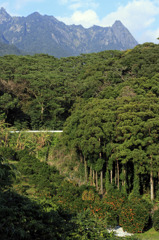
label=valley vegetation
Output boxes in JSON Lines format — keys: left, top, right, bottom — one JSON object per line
{"left": 1, "top": 42, "right": 159, "bottom": 239}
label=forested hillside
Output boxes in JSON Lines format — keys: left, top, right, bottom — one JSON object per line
{"left": 0, "top": 42, "right": 159, "bottom": 129}
{"left": 0, "top": 42, "right": 25, "bottom": 56}
{"left": 1, "top": 42, "right": 159, "bottom": 239}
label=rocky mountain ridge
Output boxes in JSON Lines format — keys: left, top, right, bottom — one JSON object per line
{"left": 0, "top": 8, "right": 138, "bottom": 57}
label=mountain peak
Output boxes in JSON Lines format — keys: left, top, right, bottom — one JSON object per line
{"left": 0, "top": 7, "right": 6, "bottom": 13}
{"left": 27, "top": 12, "right": 42, "bottom": 19}
{"left": 112, "top": 20, "right": 138, "bottom": 49}
{"left": 113, "top": 20, "right": 123, "bottom": 25}
{"left": 0, "top": 7, "right": 11, "bottom": 23}
{"left": 0, "top": 7, "right": 10, "bottom": 17}
{"left": 112, "top": 20, "right": 125, "bottom": 29}
{"left": 29, "top": 11, "right": 41, "bottom": 16}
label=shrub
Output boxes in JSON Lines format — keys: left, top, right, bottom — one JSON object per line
{"left": 119, "top": 197, "right": 150, "bottom": 233}
{"left": 153, "top": 209, "right": 159, "bottom": 231}
{"left": 0, "top": 190, "right": 75, "bottom": 240}
{"left": 0, "top": 147, "right": 16, "bottom": 161}
{"left": 102, "top": 190, "right": 126, "bottom": 227}
{"left": 70, "top": 209, "right": 111, "bottom": 239}
{"left": 16, "top": 149, "right": 30, "bottom": 160}
{"left": 82, "top": 189, "right": 95, "bottom": 201}
{"left": 103, "top": 190, "right": 126, "bottom": 213}
{"left": 17, "top": 153, "right": 37, "bottom": 175}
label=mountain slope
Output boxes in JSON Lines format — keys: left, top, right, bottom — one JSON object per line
{"left": 0, "top": 8, "right": 138, "bottom": 57}
{"left": 0, "top": 41, "right": 25, "bottom": 56}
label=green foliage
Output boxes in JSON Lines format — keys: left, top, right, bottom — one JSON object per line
{"left": 0, "top": 155, "right": 15, "bottom": 190}
{"left": 153, "top": 209, "right": 159, "bottom": 231}
{"left": 64, "top": 91, "right": 159, "bottom": 201}
{"left": 0, "top": 42, "right": 24, "bottom": 56}
{"left": 129, "top": 166, "right": 140, "bottom": 199}
{"left": 103, "top": 191, "right": 126, "bottom": 227}
{"left": 1, "top": 43, "right": 159, "bottom": 238}
{"left": 0, "top": 123, "right": 142, "bottom": 239}
{"left": 69, "top": 209, "right": 111, "bottom": 240}
{"left": 0, "top": 190, "right": 74, "bottom": 240}
{"left": 119, "top": 197, "right": 151, "bottom": 233}
{"left": 0, "top": 146, "right": 17, "bottom": 161}
{"left": 16, "top": 149, "right": 62, "bottom": 195}
{"left": 0, "top": 43, "right": 159, "bottom": 129}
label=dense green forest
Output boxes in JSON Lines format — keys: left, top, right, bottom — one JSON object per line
{"left": 0, "top": 42, "right": 159, "bottom": 130}
{"left": 0, "top": 129, "right": 140, "bottom": 239}
{"left": 1, "top": 42, "right": 159, "bottom": 239}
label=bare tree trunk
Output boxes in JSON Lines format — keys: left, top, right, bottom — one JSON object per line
{"left": 124, "top": 168, "right": 126, "bottom": 186}
{"left": 115, "top": 162, "right": 117, "bottom": 186}
{"left": 78, "top": 153, "right": 83, "bottom": 186}
{"left": 122, "top": 167, "right": 126, "bottom": 186}
{"left": 93, "top": 170, "right": 95, "bottom": 186}
{"left": 41, "top": 103, "right": 44, "bottom": 121}
{"left": 100, "top": 170, "right": 103, "bottom": 195}
{"left": 150, "top": 170, "right": 154, "bottom": 201}
{"left": 122, "top": 177, "right": 124, "bottom": 186}
{"left": 117, "top": 159, "right": 120, "bottom": 189}
{"left": 84, "top": 156, "right": 88, "bottom": 183}
{"left": 110, "top": 169, "right": 113, "bottom": 184}
{"left": 90, "top": 166, "right": 93, "bottom": 185}
{"left": 98, "top": 138, "right": 103, "bottom": 193}
{"left": 96, "top": 171, "right": 98, "bottom": 191}
{"left": 80, "top": 153, "right": 83, "bottom": 163}
{"left": 150, "top": 156, "right": 154, "bottom": 202}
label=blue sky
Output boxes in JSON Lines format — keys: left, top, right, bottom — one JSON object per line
{"left": 1, "top": 0, "right": 159, "bottom": 44}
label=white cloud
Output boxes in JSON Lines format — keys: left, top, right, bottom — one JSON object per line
{"left": 58, "top": 9, "right": 99, "bottom": 28}
{"left": 58, "top": 0, "right": 159, "bottom": 43}
{"left": 140, "top": 28, "right": 159, "bottom": 43}
{"left": 69, "top": 3, "right": 82, "bottom": 11}
{"left": 101, "top": 0, "right": 159, "bottom": 30}
{"left": 59, "top": 0, "right": 98, "bottom": 11}
{"left": 100, "top": 0, "right": 159, "bottom": 43}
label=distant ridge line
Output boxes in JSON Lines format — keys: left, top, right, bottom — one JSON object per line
{"left": 10, "top": 130, "right": 63, "bottom": 133}
{"left": 0, "top": 8, "right": 138, "bottom": 57}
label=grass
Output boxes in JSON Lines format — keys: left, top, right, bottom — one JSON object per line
{"left": 135, "top": 228, "right": 159, "bottom": 240}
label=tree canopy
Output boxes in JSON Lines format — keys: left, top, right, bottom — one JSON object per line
{"left": 0, "top": 43, "right": 159, "bottom": 130}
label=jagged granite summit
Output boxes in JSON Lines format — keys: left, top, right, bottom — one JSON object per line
{"left": 0, "top": 8, "right": 138, "bottom": 57}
